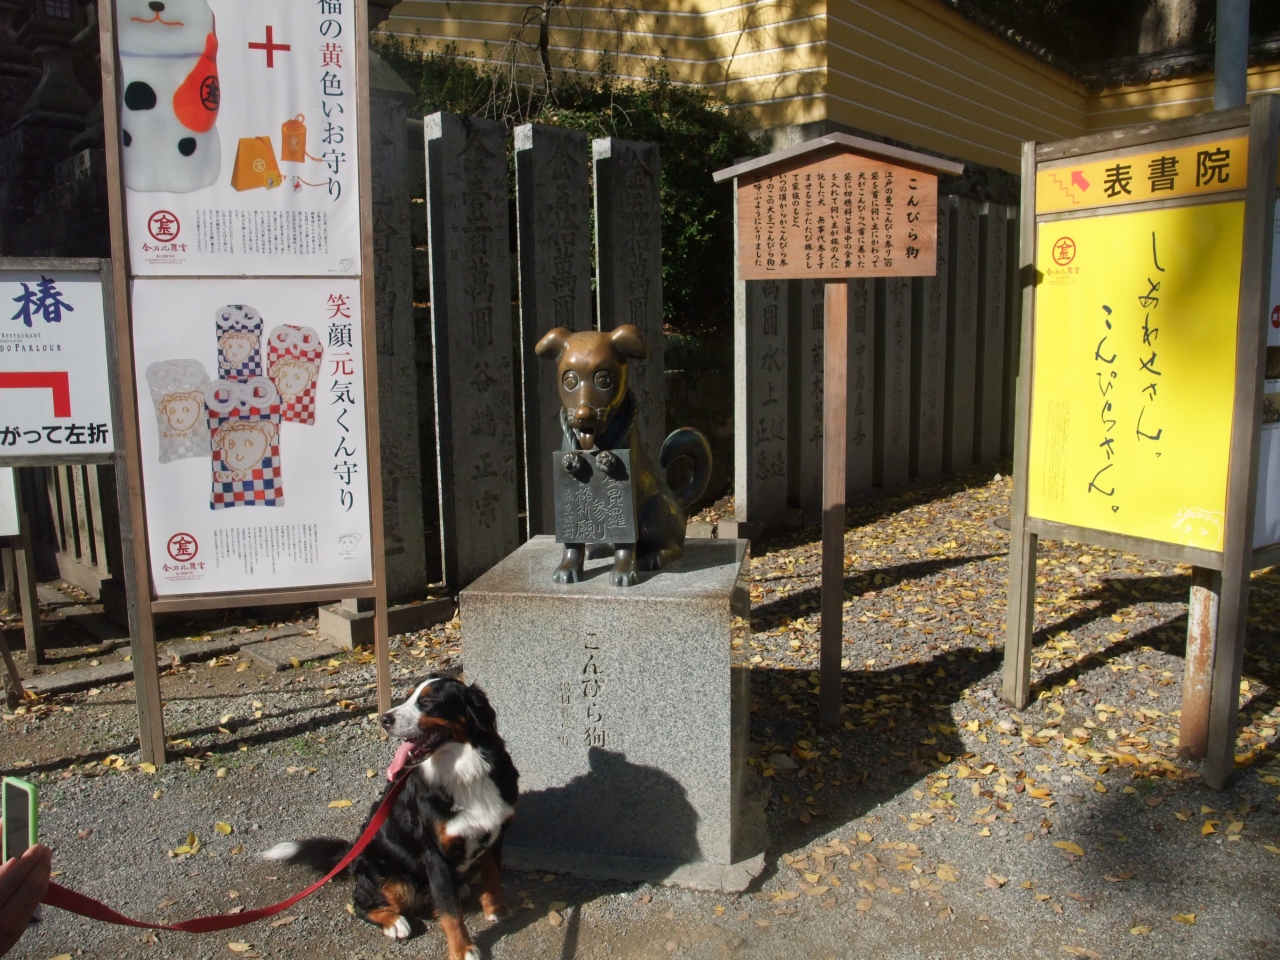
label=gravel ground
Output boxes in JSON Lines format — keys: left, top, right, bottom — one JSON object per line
{"left": 4, "top": 468, "right": 1280, "bottom": 960}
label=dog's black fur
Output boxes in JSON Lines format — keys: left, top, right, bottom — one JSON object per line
{"left": 263, "top": 676, "right": 518, "bottom": 959}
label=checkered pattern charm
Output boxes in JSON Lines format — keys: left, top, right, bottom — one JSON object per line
{"left": 215, "top": 304, "right": 264, "bottom": 382}
{"left": 145, "top": 359, "right": 210, "bottom": 463}
{"left": 266, "top": 324, "right": 324, "bottom": 424}
{"left": 204, "top": 377, "right": 284, "bottom": 509}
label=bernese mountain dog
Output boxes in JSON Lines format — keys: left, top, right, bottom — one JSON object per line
{"left": 262, "top": 675, "right": 519, "bottom": 960}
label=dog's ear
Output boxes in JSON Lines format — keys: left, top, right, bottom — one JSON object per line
{"left": 535, "top": 327, "right": 572, "bottom": 361}
{"left": 464, "top": 683, "right": 498, "bottom": 735}
{"left": 610, "top": 324, "right": 650, "bottom": 361}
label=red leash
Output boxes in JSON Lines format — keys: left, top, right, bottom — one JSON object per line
{"left": 41, "top": 770, "right": 412, "bottom": 932}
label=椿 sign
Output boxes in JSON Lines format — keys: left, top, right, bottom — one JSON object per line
{"left": 1027, "top": 202, "right": 1244, "bottom": 552}
{"left": 131, "top": 277, "right": 372, "bottom": 595}
{"left": 1, "top": 268, "right": 114, "bottom": 460}
{"left": 114, "top": 0, "right": 360, "bottom": 276}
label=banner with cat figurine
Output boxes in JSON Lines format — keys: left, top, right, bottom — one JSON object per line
{"left": 113, "top": 0, "right": 360, "bottom": 277}
{"left": 131, "top": 277, "right": 372, "bottom": 595}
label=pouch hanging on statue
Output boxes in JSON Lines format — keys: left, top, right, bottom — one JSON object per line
{"left": 281, "top": 115, "right": 306, "bottom": 163}
{"left": 266, "top": 324, "right": 324, "bottom": 424}
{"left": 204, "top": 377, "right": 283, "bottom": 509}
{"left": 146, "top": 359, "right": 211, "bottom": 463}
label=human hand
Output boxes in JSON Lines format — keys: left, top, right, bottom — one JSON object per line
{"left": 0, "top": 841, "right": 51, "bottom": 956}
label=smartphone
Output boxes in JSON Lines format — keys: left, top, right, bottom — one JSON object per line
{"left": 2, "top": 776, "right": 37, "bottom": 862}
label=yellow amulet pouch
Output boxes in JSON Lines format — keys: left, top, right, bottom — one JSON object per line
{"left": 230, "top": 136, "right": 282, "bottom": 191}
{"left": 281, "top": 115, "right": 306, "bottom": 163}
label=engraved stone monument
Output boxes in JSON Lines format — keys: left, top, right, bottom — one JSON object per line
{"left": 461, "top": 535, "right": 763, "bottom": 891}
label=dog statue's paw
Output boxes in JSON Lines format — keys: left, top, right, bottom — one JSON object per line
{"left": 596, "top": 449, "right": 619, "bottom": 474}
{"left": 552, "top": 563, "right": 583, "bottom": 584}
{"left": 561, "top": 452, "right": 582, "bottom": 472}
{"left": 637, "top": 552, "right": 664, "bottom": 572}
{"left": 609, "top": 566, "right": 637, "bottom": 587}
{"left": 382, "top": 915, "right": 412, "bottom": 940}
{"left": 485, "top": 903, "right": 512, "bottom": 922}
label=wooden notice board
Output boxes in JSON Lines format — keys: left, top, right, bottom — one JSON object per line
{"left": 1005, "top": 97, "right": 1280, "bottom": 790}
{"left": 736, "top": 152, "right": 939, "bottom": 279}
{"left": 716, "top": 135, "right": 962, "bottom": 728}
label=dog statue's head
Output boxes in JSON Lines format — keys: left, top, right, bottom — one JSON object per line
{"left": 535, "top": 325, "right": 650, "bottom": 449}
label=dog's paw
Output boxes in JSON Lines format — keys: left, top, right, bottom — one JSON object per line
{"left": 552, "top": 564, "right": 583, "bottom": 584}
{"left": 382, "top": 915, "right": 412, "bottom": 940}
{"left": 610, "top": 567, "right": 637, "bottom": 587}
{"left": 485, "top": 903, "right": 512, "bottom": 922}
{"left": 463, "top": 947, "right": 482, "bottom": 960}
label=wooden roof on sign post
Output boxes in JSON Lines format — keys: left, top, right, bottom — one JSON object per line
{"left": 714, "top": 134, "right": 965, "bottom": 281}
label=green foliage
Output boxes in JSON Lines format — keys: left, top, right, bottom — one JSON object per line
{"left": 372, "top": 33, "right": 762, "bottom": 335}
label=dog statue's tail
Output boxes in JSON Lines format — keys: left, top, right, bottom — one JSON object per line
{"left": 261, "top": 838, "right": 351, "bottom": 874}
{"left": 660, "top": 427, "right": 713, "bottom": 511}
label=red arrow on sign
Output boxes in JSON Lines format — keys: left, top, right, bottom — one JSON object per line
{"left": 0, "top": 371, "right": 72, "bottom": 417}
{"left": 1071, "top": 170, "right": 1090, "bottom": 192}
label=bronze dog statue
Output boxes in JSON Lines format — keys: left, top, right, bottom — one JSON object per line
{"left": 535, "top": 324, "right": 712, "bottom": 586}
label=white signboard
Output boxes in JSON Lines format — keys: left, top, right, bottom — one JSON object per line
{"left": 1, "top": 269, "right": 115, "bottom": 460}
{"left": 0, "top": 468, "right": 18, "bottom": 538}
{"left": 115, "top": 0, "right": 359, "bottom": 277}
{"left": 131, "top": 277, "right": 372, "bottom": 595}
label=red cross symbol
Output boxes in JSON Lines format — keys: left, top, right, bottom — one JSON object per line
{"left": 248, "top": 25, "right": 291, "bottom": 68}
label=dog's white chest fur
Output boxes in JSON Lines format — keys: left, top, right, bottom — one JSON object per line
{"left": 419, "top": 742, "right": 512, "bottom": 869}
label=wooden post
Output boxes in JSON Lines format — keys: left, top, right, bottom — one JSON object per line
{"left": 0, "top": 629, "right": 23, "bottom": 708}
{"left": 0, "top": 545, "right": 15, "bottom": 613}
{"left": 1206, "top": 95, "right": 1280, "bottom": 790}
{"left": 819, "top": 279, "right": 848, "bottom": 729}
{"left": 98, "top": 4, "right": 166, "bottom": 766}
{"left": 1002, "top": 141, "right": 1039, "bottom": 709}
{"left": 1180, "top": 566, "right": 1220, "bottom": 758}
{"left": 14, "top": 499, "right": 44, "bottom": 666}
{"left": 354, "top": 0, "right": 392, "bottom": 717}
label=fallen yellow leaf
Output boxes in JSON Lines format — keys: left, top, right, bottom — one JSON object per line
{"left": 1201, "top": 820, "right": 1219, "bottom": 835}
{"left": 856, "top": 898, "right": 873, "bottom": 911}
{"left": 935, "top": 864, "right": 958, "bottom": 882}
{"left": 228, "top": 943, "right": 252, "bottom": 954}
{"left": 802, "top": 886, "right": 830, "bottom": 896}
{"left": 1173, "top": 913, "right": 1196, "bottom": 925}
{"left": 857, "top": 831, "right": 872, "bottom": 843}
{"left": 1130, "top": 925, "right": 1152, "bottom": 935}
{"left": 774, "top": 890, "right": 800, "bottom": 901}
{"left": 1053, "top": 841, "right": 1085, "bottom": 857}
{"left": 139, "top": 763, "right": 157, "bottom": 775}
{"left": 547, "top": 910, "right": 563, "bottom": 927}
{"left": 215, "top": 822, "right": 233, "bottom": 836}
{"left": 328, "top": 799, "right": 353, "bottom": 809}
{"left": 1264, "top": 845, "right": 1280, "bottom": 855}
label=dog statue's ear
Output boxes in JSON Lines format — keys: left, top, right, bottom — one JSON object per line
{"left": 464, "top": 683, "right": 498, "bottom": 735}
{"left": 610, "top": 324, "right": 650, "bottom": 361}
{"left": 535, "top": 327, "right": 572, "bottom": 361}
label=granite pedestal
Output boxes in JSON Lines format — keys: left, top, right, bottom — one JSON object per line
{"left": 460, "top": 536, "right": 763, "bottom": 892}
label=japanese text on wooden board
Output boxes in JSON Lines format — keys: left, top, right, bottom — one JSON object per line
{"left": 737, "top": 153, "right": 938, "bottom": 281}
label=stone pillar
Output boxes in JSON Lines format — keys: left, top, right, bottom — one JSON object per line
{"left": 912, "top": 200, "right": 950, "bottom": 482}
{"left": 424, "top": 113, "right": 520, "bottom": 588}
{"left": 593, "top": 138, "right": 664, "bottom": 461}
{"left": 874, "top": 278, "right": 912, "bottom": 491}
{"left": 943, "top": 196, "right": 980, "bottom": 473}
{"left": 791, "top": 279, "right": 825, "bottom": 525}
{"left": 734, "top": 278, "right": 788, "bottom": 525}
{"left": 515, "top": 124, "right": 593, "bottom": 537}
{"left": 975, "top": 202, "right": 1009, "bottom": 465}
{"left": 846, "top": 278, "right": 875, "bottom": 497}
{"left": 368, "top": 67, "right": 428, "bottom": 602}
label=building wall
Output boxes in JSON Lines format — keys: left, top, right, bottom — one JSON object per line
{"left": 383, "top": 0, "right": 1280, "bottom": 175}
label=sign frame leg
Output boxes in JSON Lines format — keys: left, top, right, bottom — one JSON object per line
{"left": 13, "top": 497, "right": 44, "bottom": 666}
{"left": 1206, "top": 95, "right": 1280, "bottom": 790}
{"left": 1179, "top": 566, "right": 1220, "bottom": 759}
{"left": 819, "top": 279, "right": 848, "bottom": 729}
{"left": 1001, "top": 140, "right": 1041, "bottom": 709}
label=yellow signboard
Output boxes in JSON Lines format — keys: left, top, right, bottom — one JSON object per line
{"left": 1036, "top": 137, "right": 1247, "bottom": 214}
{"left": 1027, "top": 202, "right": 1244, "bottom": 551}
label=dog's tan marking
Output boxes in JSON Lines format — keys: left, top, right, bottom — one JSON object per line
{"left": 477, "top": 847, "right": 509, "bottom": 920}
{"left": 435, "top": 909, "right": 476, "bottom": 960}
{"left": 366, "top": 905, "right": 402, "bottom": 930}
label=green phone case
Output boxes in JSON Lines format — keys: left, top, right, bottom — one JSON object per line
{"left": 2, "top": 776, "right": 38, "bottom": 861}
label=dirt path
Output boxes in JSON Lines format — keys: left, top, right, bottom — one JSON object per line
{"left": 4, "top": 469, "right": 1280, "bottom": 960}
